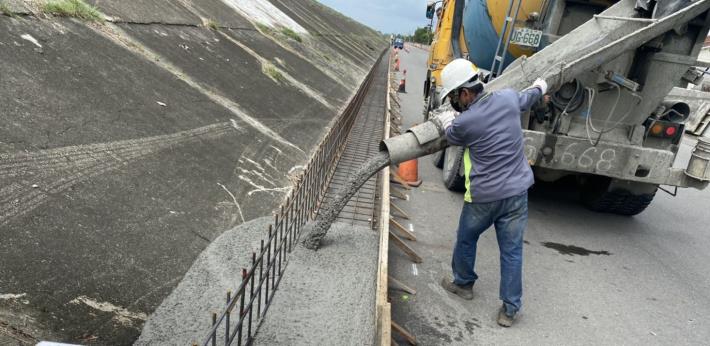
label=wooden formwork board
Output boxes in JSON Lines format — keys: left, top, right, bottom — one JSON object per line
{"left": 376, "top": 52, "right": 394, "bottom": 346}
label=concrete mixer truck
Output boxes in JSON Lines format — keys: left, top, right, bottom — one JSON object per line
{"left": 418, "top": 0, "right": 710, "bottom": 215}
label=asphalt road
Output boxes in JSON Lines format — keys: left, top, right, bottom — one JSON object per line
{"left": 389, "top": 44, "right": 710, "bottom": 345}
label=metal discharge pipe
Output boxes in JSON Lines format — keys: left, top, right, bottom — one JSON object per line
{"left": 380, "top": 120, "right": 450, "bottom": 165}
{"left": 660, "top": 101, "right": 691, "bottom": 123}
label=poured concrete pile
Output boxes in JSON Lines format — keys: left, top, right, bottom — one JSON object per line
{"left": 253, "top": 223, "right": 379, "bottom": 346}
{"left": 0, "top": 0, "right": 385, "bottom": 343}
{"left": 135, "top": 217, "right": 271, "bottom": 345}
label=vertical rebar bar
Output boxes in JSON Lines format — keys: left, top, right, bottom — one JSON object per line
{"left": 265, "top": 226, "right": 272, "bottom": 305}
{"left": 277, "top": 211, "right": 283, "bottom": 274}
{"left": 237, "top": 269, "right": 246, "bottom": 346}
{"left": 257, "top": 239, "right": 264, "bottom": 317}
{"left": 248, "top": 252, "right": 255, "bottom": 338}
{"left": 271, "top": 226, "right": 277, "bottom": 294}
{"left": 285, "top": 196, "right": 291, "bottom": 253}
{"left": 225, "top": 291, "right": 231, "bottom": 346}
{"left": 288, "top": 195, "right": 294, "bottom": 251}
{"left": 211, "top": 312, "right": 217, "bottom": 346}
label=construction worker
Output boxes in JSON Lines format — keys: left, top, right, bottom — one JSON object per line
{"left": 435, "top": 58, "right": 548, "bottom": 327}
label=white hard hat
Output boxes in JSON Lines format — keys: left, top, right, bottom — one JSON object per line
{"left": 439, "top": 58, "right": 482, "bottom": 102}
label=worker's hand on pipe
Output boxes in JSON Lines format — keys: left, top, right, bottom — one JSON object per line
{"left": 532, "top": 78, "right": 548, "bottom": 94}
{"left": 434, "top": 109, "right": 456, "bottom": 131}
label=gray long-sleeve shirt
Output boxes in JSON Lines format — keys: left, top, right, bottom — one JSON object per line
{"left": 445, "top": 87, "right": 541, "bottom": 203}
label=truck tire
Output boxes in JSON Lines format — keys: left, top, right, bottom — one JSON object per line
{"left": 424, "top": 87, "right": 440, "bottom": 122}
{"left": 443, "top": 146, "right": 466, "bottom": 192}
{"left": 432, "top": 150, "right": 444, "bottom": 169}
{"left": 423, "top": 73, "right": 431, "bottom": 99}
{"left": 579, "top": 176, "right": 657, "bottom": 216}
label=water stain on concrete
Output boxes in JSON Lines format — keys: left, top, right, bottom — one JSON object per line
{"left": 541, "top": 242, "right": 612, "bottom": 256}
{"left": 464, "top": 318, "right": 481, "bottom": 333}
{"left": 415, "top": 321, "right": 453, "bottom": 344}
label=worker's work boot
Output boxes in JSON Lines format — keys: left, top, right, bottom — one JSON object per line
{"left": 497, "top": 305, "right": 516, "bottom": 327}
{"left": 440, "top": 277, "right": 473, "bottom": 300}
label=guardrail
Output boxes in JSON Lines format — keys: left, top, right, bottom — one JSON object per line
{"left": 196, "top": 51, "right": 386, "bottom": 346}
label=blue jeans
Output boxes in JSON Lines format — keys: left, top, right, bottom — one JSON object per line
{"left": 451, "top": 192, "right": 528, "bottom": 316}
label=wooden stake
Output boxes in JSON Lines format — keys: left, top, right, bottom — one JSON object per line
{"left": 392, "top": 321, "right": 417, "bottom": 345}
{"left": 391, "top": 96, "right": 402, "bottom": 107}
{"left": 390, "top": 187, "right": 408, "bottom": 200}
{"left": 390, "top": 203, "right": 410, "bottom": 220}
{"left": 390, "top": 231, "right": 422, "bottom": 263}
{"left": 390, "top": 171, "right": 412, "bottom": 190}
{"left": 388, "top": 276, "right": 416, "bottom": 294}
{"left": 390, "top": 219, "right": 416, "bottom": 241}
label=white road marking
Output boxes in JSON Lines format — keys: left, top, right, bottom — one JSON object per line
{"left": 411, "top": 263, "right": 418, "bottom": 276}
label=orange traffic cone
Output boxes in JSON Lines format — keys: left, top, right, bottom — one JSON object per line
{"left": 394, "top": 58, "right": 400, "bottom": 72}
{"left": 398, "top": 76, "right": 406, "bottom": 92}
{"left": 397, "top": 159, "right": 422, "bottom": 187}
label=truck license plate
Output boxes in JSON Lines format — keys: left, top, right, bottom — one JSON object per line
{"left": 510, "top": 27, "right": 543, "bottom": 48}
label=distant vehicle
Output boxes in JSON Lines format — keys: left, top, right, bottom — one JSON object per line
{"left": 393, "top": 38, "right": 404, "bottom": 50}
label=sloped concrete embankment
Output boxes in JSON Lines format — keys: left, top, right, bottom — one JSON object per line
{"left": 0, "top": 0, "right": 386, "bottom": 344}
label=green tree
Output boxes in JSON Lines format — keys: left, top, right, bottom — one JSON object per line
{"left": 412, "top": 27, "right": 433, "bottom": 44}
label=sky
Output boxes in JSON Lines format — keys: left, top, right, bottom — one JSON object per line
{"left": 317, "top": 0, "right": 432, "bottom": 35}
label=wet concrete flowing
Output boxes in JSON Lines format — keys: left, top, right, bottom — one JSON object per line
{"left": 302, "top": 151, "right": 391, "bottom": 249}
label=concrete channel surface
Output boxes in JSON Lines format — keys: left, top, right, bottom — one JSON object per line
{"left": 138, "top": 50, "right": 389, "bottom": 345}
{"left": 253, "top": 222, "right": 379, "bottom": 346}
{"left": 390, "top": 44, "right": 710, "bottom": 345}
{"left": 0, "top": 0, "right": 385, "bottom": 344}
